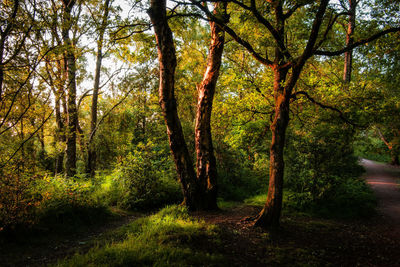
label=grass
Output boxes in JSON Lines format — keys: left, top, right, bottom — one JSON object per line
{"left": 55, "top": 206, "right": 224, "bottom": 267}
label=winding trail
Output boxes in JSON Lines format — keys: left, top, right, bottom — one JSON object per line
{"left": 360, "top": 159, "right": 400, "bottom": 234}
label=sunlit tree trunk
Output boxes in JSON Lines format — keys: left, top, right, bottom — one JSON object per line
{"left": 254, "top": 66, "right": 290, "bottom": 228}
{"left": 194, "top": 2, "right": 226, "bottom": 210}
{"left": 148, "top": 0, "right": 199, "bottom": 210}
{"left": 62, "top": 0, "right": 77, "bottom": 178}
{"left": 252, "top": 0, "right": 329, "bottom": 228}
{"left": 343, "top": 0, "right": 356, "bottom": 83}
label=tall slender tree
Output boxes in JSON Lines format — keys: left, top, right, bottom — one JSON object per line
{"left": 86, "top": 0, "right": 112, "bottom": 177}
{"left": 195, "top": 2, "right": 227, "bottom": 210}
{"left": 61, "top": 0, "right": 78, "bottom": 177}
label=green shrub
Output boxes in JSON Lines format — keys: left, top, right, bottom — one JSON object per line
{"left": 314, "top": 178, "right": 377, "bottom": 218}
{"left": 280, "top": 118, "right": 376, "bottom": 218}
{"left": 0, "top": 170, "right": 40, "bottom": 231}
{"left": 31, "top": 175, "right": 110, "bottom": 231}
{"left": 0, "top": 171, "right": 111, "bottom": 233}
{"left": 116, "top": 141, "right": 181, "bottom": 210}
{"left": 215, "top": 142, "right": 266, "bottom": 201}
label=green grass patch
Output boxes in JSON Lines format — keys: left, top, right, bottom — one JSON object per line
{"left": 55, "top": 205, "right": 224, "bottom": 267}
{"left": 244, "top": 194, "right": 266, "bottom": 206}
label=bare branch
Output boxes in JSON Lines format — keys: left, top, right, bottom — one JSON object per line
{"left": 292, "top": 90, "right": 364, "bottom": 127}
{"left": 315, "top": 27, "right": 400, "bottom": 56}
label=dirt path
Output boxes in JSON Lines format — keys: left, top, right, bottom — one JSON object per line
{"left": 360, "top": 158, "right": 400, "bottom": 233}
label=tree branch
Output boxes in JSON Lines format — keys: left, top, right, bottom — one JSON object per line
{"left": 292, "top": 90, "right": 363, "bottom": 127}
{"left": 315, "top": 27, "right": 400, "bottom": 56}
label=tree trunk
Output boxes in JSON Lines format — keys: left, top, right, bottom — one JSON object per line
{"left": 62, "top": 0, "right": 77, "bottom": 178}
{"left": 148, "top": 0, "right": 199, "bottom": 210}
{"left": 86, "top": 0, "right": 110, "bottom": 177}
{"left": 194, "top": 3, "right": 226, "bottom": 210}
{"left": 343, "top": 0, "right": 356, "bottom": 83}
{"left": 390, "top": 142, "right": 399, "bottom": 165}
{"left": 390, "top": 153, "right": 399, "bottom": 165}
{"left": 254, "top": 66, "right": 290, "bottom": 228}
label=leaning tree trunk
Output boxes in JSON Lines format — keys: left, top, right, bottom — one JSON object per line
{"left": 194, "top": 2, "right": 226, "bottom": 210}
{"left": 62, "top": 0, "right": 78, "bottom": 178}
{"left": 254, "top": 67, "right": 290, "bottom": 228}
{"left": 148, "top": 0, "right": 199, "bottom": 210}
{"left": 343, "top": 0, "right": 356, "bottom": 83}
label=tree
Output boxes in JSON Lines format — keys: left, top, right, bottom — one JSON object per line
{"left": 0, "top": 0, "right": 52, "bottom": 170}
{"left": 194, "top": 2, "right": 227, "bottom": 210}
{"left": 86, "top": 0, "right": 112, "bottom": 177}
{"left": 148, "top": 0, "right": 227, "bottom": 210}
{"left": 61, "top": 0, "right": 78, "bottom": 177}
{"left": 189, "top": 0, "right": 400, "bottom": 228}
{"left": 343, "top": 0, "right": 357, "bottom": 83}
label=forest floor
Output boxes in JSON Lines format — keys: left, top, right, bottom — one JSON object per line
{"left": 1, "top": 159, "right": 400, "bottom": 266}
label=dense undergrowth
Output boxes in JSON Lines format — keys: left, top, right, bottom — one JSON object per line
{"left": 0, "top": 132, "right": 378, "bottom": 234}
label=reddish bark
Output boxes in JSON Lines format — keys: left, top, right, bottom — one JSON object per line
{"left": 194, "top": 3, "right": 226, "bottom": 210}
{"left": 253, "top": 0, "right": 329, "bottom": 228}
{"left": 149, "top": 0, "right": 226, "bottom": 210}
{"left": 148, "top": 0, "right": 199, "bottom": 210}
{"left": 343, "top": 0, "right": 357, "bottom": 82}
{"left": 254, "top": 66, "right": 289, "bottom": 228}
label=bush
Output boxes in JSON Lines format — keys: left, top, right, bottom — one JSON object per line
{"left": 0, "top": 171, "right": 111, "bottom": 233}
{"left": 0, "top": 170, "right": 40, "bottom": 231}
{"left": 115, "top": 141, "right": 181, "bottom": 210}
{"left": 33, "top": 175, "right": 110, "bottom": 230}
{"left": 215, "top": 142, "right": 266, "bottom": 201}
{"left": 280, "top": 119, "right": 376, "bottom": 218}
{"left": 314, "top": 178, "right": 377, "bottom": 218}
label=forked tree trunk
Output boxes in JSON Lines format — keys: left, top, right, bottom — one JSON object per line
{"left": 62, "top": 0, "right": 78, "bottom": 178}
{"left": 194, "top": 2, "right": 226, "bottom": 210}
{"left": 149, "top": 0, "right": 226, "bottom": 210}
{"left": 343, "top": 0, "right": 356, "bottom": 83}
{"left": 148, "top": 0, "right": 200, "bottom": 210}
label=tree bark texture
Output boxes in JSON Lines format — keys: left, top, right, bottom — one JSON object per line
{"left": 343, "top": 0, "right": 356, "bottom": 83}
{"left": 148, "top": 0, "right": 200, "bottom": 210}
{"left": 86, "top": 0, "right": 111, "bottom": 177}
{"left": 194, "top": 3, "right": 226, "bottom": 210}
{"left": 62, "top": 0, "right": 77, "bottom": 177}
{"left": 253, "top": 0, "right": 329, "bottom": 228}
{"left": 254, "top": 66, "right": 290, "bottom": 228}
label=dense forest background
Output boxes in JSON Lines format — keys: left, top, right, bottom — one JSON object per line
{"left": 0, "top": 0, "right": 399, "bottom": 233}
